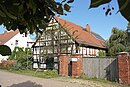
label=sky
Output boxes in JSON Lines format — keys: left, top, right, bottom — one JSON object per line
{"left": 0, "top": 0, "right": 128, "bottom": 40}
{"left": 56, "top": 0, "right": 128, "bottom": 40}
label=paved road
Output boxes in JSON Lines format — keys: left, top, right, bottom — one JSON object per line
{"left": 0, "top": 70, "right": 86, "bottom": 87}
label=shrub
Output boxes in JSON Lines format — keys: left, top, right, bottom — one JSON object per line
{"left": 98, "top": 50, "right": 106, "bottom": 57}
{"left": 8, "top": 47, "right": 33, "bottom": 70}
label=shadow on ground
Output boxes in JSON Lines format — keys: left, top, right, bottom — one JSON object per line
{"left": 8, "top": 81, "right": 42, "bottom": 87}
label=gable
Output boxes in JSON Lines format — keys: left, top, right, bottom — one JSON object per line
{"left": 0, "top": 30, "right": 19, "bottom": 44}
{"left": 54, "top": 17, "right": 106, "bottom": 49}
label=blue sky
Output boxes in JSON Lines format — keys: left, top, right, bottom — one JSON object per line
{"left": 0, "top": 0, "right": 128, "bottom": 40}
{"left": 57, "top": 0, "right": 128, "bottom": 39}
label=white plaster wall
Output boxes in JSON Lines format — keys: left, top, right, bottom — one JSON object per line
{"left": 0, "top": 33, "right": 33, "bottom": 62}
{"left": 5, "top": 33, "right": 33, "bottom": 51}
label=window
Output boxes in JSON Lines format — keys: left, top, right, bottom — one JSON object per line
{"left": 27, "top": 42, "right": 29, "bottom": 47}
{"left": 15, "top": 40, "right": 19, "bottom": 46}
{"left": 75, "top": 44, "right": 79, "bottom": 53}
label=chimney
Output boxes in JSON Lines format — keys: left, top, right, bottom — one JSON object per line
{"left": 86, "top": 24, "right": 91, "bottom": 32}
{"left": 4, "top": 31, "right": 7, "bottom": 34}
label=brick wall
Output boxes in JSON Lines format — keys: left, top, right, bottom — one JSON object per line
{"left": 118, "top": 52, "right": 130, "bottom": 84}
{"left": 71, "top": 54, "right": 82, "bottom": 77}
{"left": 59, "top": 54, "right": 83, "bottom": 77}
{"left": 59, "top": 54, "right": 69, "bottom": 76}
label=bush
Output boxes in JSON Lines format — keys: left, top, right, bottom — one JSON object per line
{"left": 98, "top": 50, "right": 106, "bottom": 57}
{"left": 8, "top": 47, "right": 33, "bottom": 70}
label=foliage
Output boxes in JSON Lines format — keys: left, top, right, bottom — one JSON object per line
{"left": 127, "top": 23, "right": 130, "bottom": 47}
{"left": 107, "top": 27, "right": 129, "bottom": 56}
{"left": 0, "top": 45, "right": 11, "bottom": 56}
{"left": 8, "top": 47, "right": 32, "bottom": 70}
{"left": 0, "top": 60, "right": 16, "bottom": 69}
{"left": 90, "top": 0, "right": 111, "bottom": 8}
{"left": 0, "top": 0, "right": 73, "bottom": 34}
{"left": 90, "top": 0, "right": 130, "bottom": 22}
{"left": 98, "top": 50, "right": 106, "bottom": 57}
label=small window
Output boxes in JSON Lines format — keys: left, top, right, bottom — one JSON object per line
{"left": 27, "top": 42, "right": 29, "bottom": 47}
{"left": 15, "top": 40, "right": 19, "bottom": 46}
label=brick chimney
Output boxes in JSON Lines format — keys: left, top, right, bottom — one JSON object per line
{"left": 4, "top": 31, "right": 7, "bottom": 33}
{"left": 86, "top": 24, "right": 91, "bottom": 32}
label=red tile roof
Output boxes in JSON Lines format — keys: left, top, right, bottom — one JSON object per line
{"left": 54, "top": 17, "right": 106, "bottom": 49}
{"left": 0, "top": 30, "right": 19, "bottom": 45}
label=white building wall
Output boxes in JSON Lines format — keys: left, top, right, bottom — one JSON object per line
{"left": 5, "top": 33, "right": 33, "bottom": 51}
{"left": 96, "top": 49, "right": 99, "bottom": 56}
{"left": 0, "top": 33, "right": 33, "bottom": 62}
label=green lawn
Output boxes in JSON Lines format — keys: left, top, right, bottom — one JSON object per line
{"left": 0, "top": 69, "right": 59, "bottom": 78}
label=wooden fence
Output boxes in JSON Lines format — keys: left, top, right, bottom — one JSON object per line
{"left": 82, "top": 57, "right": 118, "bottom": 81}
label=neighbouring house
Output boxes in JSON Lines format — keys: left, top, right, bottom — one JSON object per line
{"left": 32, "top": 17, "right": 107, "bottom": 71}
{"left": 0, "top": 29, "right": 34, "bottom": 62}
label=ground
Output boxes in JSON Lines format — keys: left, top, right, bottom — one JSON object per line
{"left": 0, "top": 70, "right": 125, "bottom": 87}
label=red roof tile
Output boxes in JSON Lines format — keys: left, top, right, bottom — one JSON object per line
{"left": 0, "top": 30, "right": 19, "bottom": 44}
{"left": 54, "top": 17, "right": 106, "bottom": 49}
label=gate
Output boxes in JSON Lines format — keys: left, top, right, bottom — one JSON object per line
{"left": 82, "top": 57, "right": 118, "bottom": 81}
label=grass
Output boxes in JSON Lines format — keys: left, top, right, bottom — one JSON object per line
{"left": 1, "top": 69, "right": 59, "bottom": 79}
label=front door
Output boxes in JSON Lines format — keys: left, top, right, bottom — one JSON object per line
{"left": 68, "top": 61, "right": 72, "bottom": 76}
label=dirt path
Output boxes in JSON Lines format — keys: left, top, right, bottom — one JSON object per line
{"left": 0, "top": 70, "right": 121, "bottom": 87}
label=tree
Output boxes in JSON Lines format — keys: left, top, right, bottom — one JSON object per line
{"left": 0, "top": 0, "right": 73, "bottom": 34}
{"left": 107, "top": 27, "right": 129, "bottom": 56}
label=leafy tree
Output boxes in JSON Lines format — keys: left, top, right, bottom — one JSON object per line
{"left": 107, "top": 27, "right": 129, "bottom": 56}
{"left": 0, "top": 0, "right": 73, "bottom": 34}
{"left": 8, "top": 47, "right": 32, "bottom": 70}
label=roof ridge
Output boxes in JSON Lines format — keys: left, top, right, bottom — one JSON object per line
{"left": 0, "top": 29, "right": 19, "bottom": 44}
{"left": 54, "top": 17, "right": 106, "bottom": 49}
{"left": 54, "top": 16, "right": 83, "bottom": 28}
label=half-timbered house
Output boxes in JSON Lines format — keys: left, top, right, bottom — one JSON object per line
{"left": 32, "top": 17, "right": 107, "bottom": 70}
